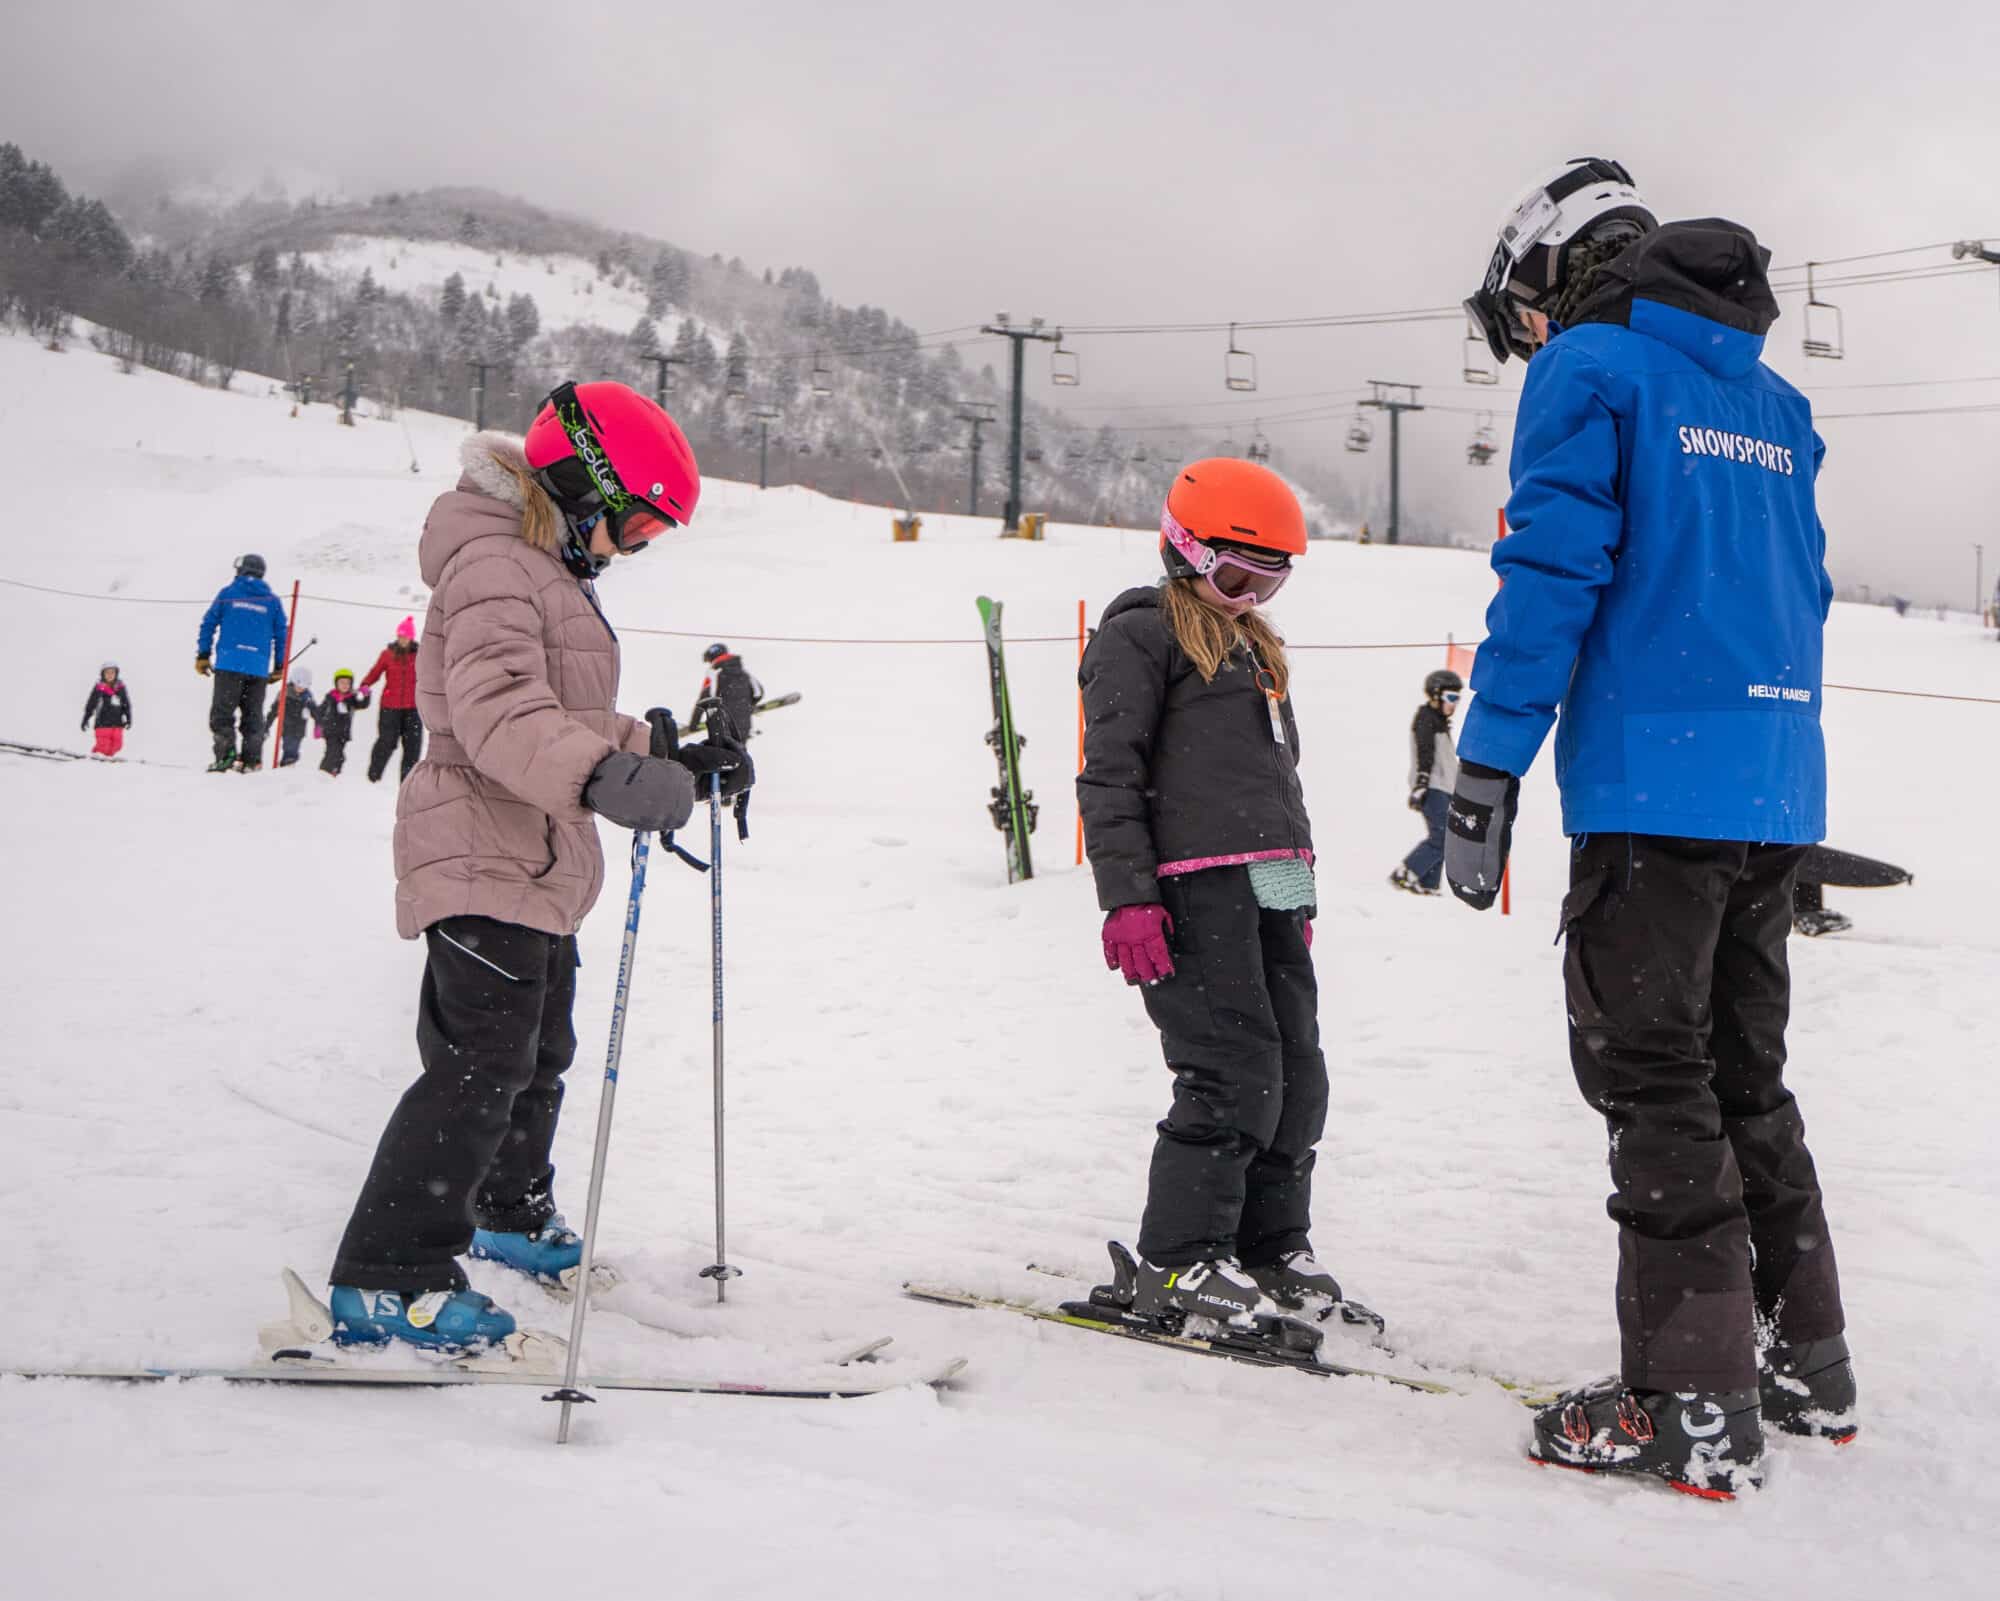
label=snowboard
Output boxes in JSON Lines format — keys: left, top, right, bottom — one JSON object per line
{"left": 1798, "top": 844, "right": 1914, "bottom": 889}
{"left": 975, "top": 596, "right": 1036, "bottom": 883}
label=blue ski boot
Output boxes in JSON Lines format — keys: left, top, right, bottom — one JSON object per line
{"left": 470, "top": 1215, "right": 609, "bottom": 1293}
{"left": 328, "top": 1286, "right": 517, "bottom": 1354}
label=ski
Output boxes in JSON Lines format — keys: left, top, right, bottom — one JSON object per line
{"left": 1, "top": 738, "right": 82, "bottom": 762}
{"left": 902, "top": 1282, "right": 1454, "bottom": 1394}
{"left": 0, "top": 1355, "right": 967, "bottom": 1397}
{"left": 975, "top": 595, "right": 1036, "bottom": 883}
{"left": 753, "top": 692, "right": 801, "bottom": 715}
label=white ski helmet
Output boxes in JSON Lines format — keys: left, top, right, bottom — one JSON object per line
{"left": 291, "top": 666, "right": 312, "bottom": 689}
{"left": 1466, "top": 157, "right": 1656, "bottom": 364}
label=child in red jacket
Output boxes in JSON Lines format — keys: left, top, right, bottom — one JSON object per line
{"left": 361, "top": 615, "right": 423, "bottom": 784}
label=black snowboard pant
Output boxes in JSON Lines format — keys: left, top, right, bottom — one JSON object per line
{"left": 1136, "top": 868, "right": 1328, "bottom": 1269}
{"left": 320, "top": 731, "right": 349, "bottom": 775}
{"left": 1562, "top": 834, "right": 1845, "bottom": 1393}
{"left": 208, "top": 671, "right": 265, "bottom": 763}
{"left": 368, "top": 707, "right": 423, "bottom": 783}
{"left": 331, "top": 916, "right": 579, "bottom": 1295}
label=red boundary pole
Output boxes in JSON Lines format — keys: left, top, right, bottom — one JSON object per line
{"left": 269, "top": 579, "right": 301, "bottom": 773}
{"left": 1075, "top": 599, "right": 1086, "bottom": 868}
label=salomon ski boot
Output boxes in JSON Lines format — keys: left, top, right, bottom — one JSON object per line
{"left": 1245, "top": 1250, "right": 1387, "bottom": 1338}
{"left": 1794, "top": 908, "right": 1852, "bottom": 937}
{"left": 1530, "top": 1378, "right": 1765, "bottom": 1500}
{"left": 208, "top": 747, "right": 237, "bottom": 774}
{"left": 1389, "top": 866, "right": 1440, "bottom": 897}
{"left": 328, "top": 1286, "right": 517, "bottom": 1354}
{"left": 1760, "top": 1334, "right": 1857, "bottom": 1442}
{"left": 470, "top": 1215, "right": 618, "bottom": 1295}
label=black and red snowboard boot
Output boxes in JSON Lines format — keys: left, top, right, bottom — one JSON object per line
{"left": 1760, "top": 1334, "right": 1857, "bottom": 1443}
{"left": 1529, "top": 1378, "right": 1765, "bottom": 1500}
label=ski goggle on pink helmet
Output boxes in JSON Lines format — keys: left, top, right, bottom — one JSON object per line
{"left": 1161, "top": 506, "right": 1294, "bottom": 610}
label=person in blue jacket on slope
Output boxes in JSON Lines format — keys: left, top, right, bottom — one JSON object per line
{"left": 1451, "top": 158, "right": 1855, "bottom": 1497}
{"left": 196, "top": 552, "right": 290, "bottom": 772}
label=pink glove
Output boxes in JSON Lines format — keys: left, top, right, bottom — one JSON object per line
{"left": 1102, "top": 904, "right": 1175, "bottom": 986}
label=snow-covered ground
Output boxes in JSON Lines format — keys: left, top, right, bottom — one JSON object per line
{"left": 1, "top": 329, "right": 1994, "bottom": 1599}
{"left": 300, "top": 233, "right": 657, "bottom": 331}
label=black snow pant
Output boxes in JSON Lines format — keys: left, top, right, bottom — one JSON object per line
{"left": 320, "top": 732, "right": 349, "bottom": 775}
{"left": 368, "top": 707, "right": 424, "bottom": 784}
{"left": 1136, "top": 867, "right": 1328, "bottom": 1269}
{"left": 331, "top": 916, "right": 579, "bottom": 1295}
{"left": 1562, "top": 834, "right": 1846, "bottom": 1393}
{"left": 208, "top": 671, "right": 265, "bottom": 764}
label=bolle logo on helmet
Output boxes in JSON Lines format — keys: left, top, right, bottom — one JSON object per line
{"left": 555, "top": 389, "right": 633, "bottom": 512}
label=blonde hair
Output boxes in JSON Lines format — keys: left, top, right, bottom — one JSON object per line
{"left": 487, "top": 449, "right": 563, "bottom": 554}
{"left": 1160, "top": 577, "right": 1291, "bottom": 698}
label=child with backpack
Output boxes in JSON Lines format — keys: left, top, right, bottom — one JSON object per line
{"left": 316, "top": 669, "right": 371, "bottom": 776}
{"left": 1076, "top": 457, "right": 1373, "bottom": 1348}
{"left": 81, "top": 661, "right": 132, "bottom": 758}
{"left": 268, "top": 667, "right": 318, "bottom": 767}
{"left": 1389, "top": 669, "right": 1463, "bottom": 896}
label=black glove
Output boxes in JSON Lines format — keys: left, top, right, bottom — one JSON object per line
{"left": 676, "top": 740, "right": 754, "bottom": 801}
{"left": 646, "top": 707, "right": 680, "bottom": 759}
{"left": 195, "top": 654, "right": 211, "bottom": 677}
{"left": 582, "top": 751, "right": 697, "bottom": 833}
{"left": 1444, "top": 760, "right": 1519, "bottom": 912}
{"left": 1408, "top": 780, "right": 1430, "bottom": 812}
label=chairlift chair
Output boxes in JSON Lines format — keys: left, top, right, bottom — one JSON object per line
{"left": 1026, "top": 442, "right": 1044, "bottom": 463}
{"left": 1802, "top": 263, "right": 1844, "bottom": 360}
{"left": 1462, "top": 314, "right": 1499, "bottom": 385}
{"left": 1050, "top": 336, "right": 1080, "bottom": 387}
{"left": 1131, "top": 443, "right": 1151, "bottom": 464}
{"left": 1345, "top": 412, "right": 1373, "bottom": 453}
{"left": 1467, "top": 412, "right": 1498, "bottom": 466}
{"left": 810, "top": 354, "right": 833, "bottom": 396}
{"left": 1225, "top": 322, "right": 1257, "bottom": 392}
{"left": 1247, "top": 424, "right": 1271, "bottom": 464}
{"left": 726, "top": 359, "right": 750, "bottom": 399}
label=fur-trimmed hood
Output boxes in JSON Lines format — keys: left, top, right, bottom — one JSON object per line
{"left": 458, "top": 431, "right": 530, "bottom": 507}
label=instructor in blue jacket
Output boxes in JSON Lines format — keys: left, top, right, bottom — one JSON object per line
{"left": 1447, "top": 159, "right": 1854, "bottom": 1495}
{"left": 196, "top": 552, "right": 289, "bottom": 772}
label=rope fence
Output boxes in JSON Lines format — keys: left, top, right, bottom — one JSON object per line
{"left": 5, "top": 574, "right": 1997, "bottom": 703}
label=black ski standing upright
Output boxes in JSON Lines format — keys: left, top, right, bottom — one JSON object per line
{"left": 976, "top": 595, "right": 1036, "bottom": 883}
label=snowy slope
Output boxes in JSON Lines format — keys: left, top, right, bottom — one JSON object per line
{"left": 301, "top": 233, "right": 655, "bottom": 330}
{"left": 1, "top": 328, "right": 1995, "bottom": 1600}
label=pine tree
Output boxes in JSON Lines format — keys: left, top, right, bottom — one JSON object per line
{"left": 505, "top": 291, "right": 540, "bottom": 351}
{"left": 251, "top": 246, "right": 280, "bottom": 291}
{"left": 440, "top": 271, "right": 466, "bottom": 323}
{"left": 197, "top": 253, "right": 234, "bottom": 305}
{"left": 630, "top": 316, "right": 659, "bottom": 358}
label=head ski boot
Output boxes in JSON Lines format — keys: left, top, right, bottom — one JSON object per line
{"left": 1760, "top": 1334, "right": 1857, "bottom": 1442}
{"left": 1794, "top": 907, "right": 1853, "bottom": 937}
{"left": 1389, "top": 866, "right": 1440, "bottom": 897}
{"left": 1530, "top": 1378, "right": 1765, "bottom": 1500}
{"left": 1244, "top": 1250, "right": 1387, "bottom": 1339}
{"left": 328, "top": 1286, "right": 517, "bottom": 1354}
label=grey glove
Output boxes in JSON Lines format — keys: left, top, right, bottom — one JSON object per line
{"left": 582, "top": 751, "right": 697, "bottom": 833}
{"left": 1408, "top": 780, "right": 1429, "bottom": 812}
{"left": 1444, "top": 760, "right": 1519, "bottom": 912}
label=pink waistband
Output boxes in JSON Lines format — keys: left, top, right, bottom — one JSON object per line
{"left": 1157, "top": 848, "right": 1313, "bottom": 878}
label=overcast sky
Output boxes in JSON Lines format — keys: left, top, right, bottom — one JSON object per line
{"left": 7, "top": 0, "right": 2000, "bottom": 603}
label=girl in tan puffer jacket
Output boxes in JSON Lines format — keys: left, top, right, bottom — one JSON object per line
{"left": 328, "top": 381, "right": 750, "bottom": 1354}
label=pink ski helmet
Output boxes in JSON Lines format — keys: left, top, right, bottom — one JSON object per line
{"left": 523, "top": 381, "right": 701, "bottom": 567}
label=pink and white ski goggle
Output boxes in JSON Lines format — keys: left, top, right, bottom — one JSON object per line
{"left": 1162, "top": 507, "right": 1293, "bottom": 609}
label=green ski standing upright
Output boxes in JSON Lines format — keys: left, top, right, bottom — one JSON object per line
{"left": 976, "top": 596, "right": 1036, "bottom": 882}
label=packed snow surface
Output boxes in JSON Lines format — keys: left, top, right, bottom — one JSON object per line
{"left": 1, "top": 331, "right": 1994, "bottom": 1599}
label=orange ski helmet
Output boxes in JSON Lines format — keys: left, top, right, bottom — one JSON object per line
{"left": 1160, "top": 458, "right": 1306, "bottom": 609}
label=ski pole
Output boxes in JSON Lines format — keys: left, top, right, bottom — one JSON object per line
{"left": 547, "top": 827, "right": 652, "bottom": 1444}
{"left": 697, "top": 769, "right": 741, "bottom": 1302}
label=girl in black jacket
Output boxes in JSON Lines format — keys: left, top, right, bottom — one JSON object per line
{"left": 1078, "top": 458, "right": 1373, "bottom": 1341}
{"left": 82, "top": 661, "right": 132, "bottom": 758}
{"left": 315, "top": 669, "right": 371, "bottom": 776}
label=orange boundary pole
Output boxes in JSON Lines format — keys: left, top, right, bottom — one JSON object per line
{"left": 1075, "top": 599, "right": 1086, "bottom": 868}
{"left": 269, "top": 579, "right": 301, "bottom": 773}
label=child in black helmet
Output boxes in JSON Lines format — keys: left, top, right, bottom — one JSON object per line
{"left": 82, "top": 661, "right": 132, "bottom": 758}
{"left": 692, "top": 642, "right": 763, "bottom": 742}
{"left": 1389, "top": 669, "right": 1462, "bottom": 896}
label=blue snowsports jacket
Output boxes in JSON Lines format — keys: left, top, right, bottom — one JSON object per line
{"left": 1457, "top": 219, "right": 1833, "bottom": 844}
{"left": 197, "top": 575, "right": 289, "bottom": 678}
